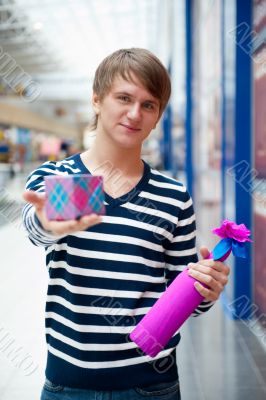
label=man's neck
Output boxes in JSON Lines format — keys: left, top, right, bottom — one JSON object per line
{"left": 81, "top": 141, "right": 145, "bottom": 199}
{"left": 81, "top": 135, "right": 143, "bottom": 178}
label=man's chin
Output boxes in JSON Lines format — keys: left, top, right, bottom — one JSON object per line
{"left": 112, "top": 135, "right": 143, "bottom": 150}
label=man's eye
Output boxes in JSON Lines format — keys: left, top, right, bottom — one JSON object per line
{"left": 118, "top": 95, "right": 130, "bottom": 102}
{"left": 143, "top": 103, "right": 154, "bottom": 110}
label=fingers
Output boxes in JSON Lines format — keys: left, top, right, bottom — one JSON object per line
{"left": 188, "top": 266, "right": 223, "bottom": 290}
{"left": 47, "top": 214, "right": 102, "bottom": 235}
{"left": 193, "top": 281, "right": 220, "bottom": 301}
{"left": 189, "top": 259, "right": 230, "bottom": 275}
{"left": 189, "top": 261, "right": 229, "bottom": 278}
{"left": 188, "top": 261, "right": 230, "bottom": 301}
{"left": 71, "top": 214, "right": 103, "bottom": 232}
{"left": 23, "top": 190, "right": 103, "bottom": 236}
{"left": 79, "top": 214, "right": 102, "bottom": 226}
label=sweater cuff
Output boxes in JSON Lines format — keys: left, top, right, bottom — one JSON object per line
{"left": 192, "top": 299, "right": 216, "bottom": 317}
{"left": 33, "top": 211, "right": 65, "bottom": 240}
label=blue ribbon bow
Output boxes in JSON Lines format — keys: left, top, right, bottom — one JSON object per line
{"left": 212, "top": 238, "right": 247, "bottom": 260}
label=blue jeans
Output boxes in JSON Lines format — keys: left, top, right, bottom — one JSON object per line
{"left": 40, "top": 378, "right": 181, "bottom": 400}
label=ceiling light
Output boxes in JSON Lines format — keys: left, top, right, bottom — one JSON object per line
{"left": 33, "top": 22, "right": 43, "bottom": 30}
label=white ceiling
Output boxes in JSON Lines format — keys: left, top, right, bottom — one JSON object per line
{"left": 0, "top": 0, "right": 185, "bottom": 115}
{"left": 15, "top": 0, "right": 160, "bottom": 75}
{"left": 1, "top": 0, "right": 173, "bottom": 99}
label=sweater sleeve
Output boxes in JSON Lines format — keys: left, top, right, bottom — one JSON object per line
{"left": 22, "top": 161, "right": 66, "bottom": 247}
{"left": 164, "top": 188, "right": 215, "bottom": 316}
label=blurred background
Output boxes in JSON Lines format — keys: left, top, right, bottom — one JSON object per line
{"left": 0, "top": 0, "right": 265, "bottom": 399}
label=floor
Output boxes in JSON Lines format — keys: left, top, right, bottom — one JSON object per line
{"left": 0, "top": 173, "right": 266, "bottom": 399}
{"left": 177, "top": 303, "right": 266, "bottom": 400}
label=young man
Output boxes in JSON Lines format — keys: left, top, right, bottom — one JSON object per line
{"left": 23, "top": 48, "right": 229, "bottom": 400}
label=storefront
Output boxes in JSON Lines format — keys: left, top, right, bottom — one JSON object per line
{"left": 253, "top": 0, "right": 266, "bottom": 317}
{"left": 186, "top": 0, "right": 254, "bottom": 317}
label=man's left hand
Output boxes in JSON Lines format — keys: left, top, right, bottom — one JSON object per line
{"left": 187, "top": 246, "right": 230, "bottom": 302}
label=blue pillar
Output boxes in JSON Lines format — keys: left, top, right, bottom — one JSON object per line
{"left": 233, "top": 0, "right": 252, "bottom": 318}
{"left": 162, "top": 103, "right": 173, "bottom": 171}
{"left": 162, "top": 59, "right": 173, "bottom": 173}
{"left": 185, "top": 0, "right": 193, "bottom": 197}
{"left": 221, "top": 0, "right": 226, "bottom": 221}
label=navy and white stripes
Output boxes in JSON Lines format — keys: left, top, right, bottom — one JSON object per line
{"left": 22, "top": 154, "right": 214, "bottom": 390}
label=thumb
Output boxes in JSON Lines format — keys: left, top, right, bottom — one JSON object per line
{"left": 199, "top": 246, "right": 211, "bottom": 260}
{"left": 23, "top": 190, "right": 46, "bottom": 211}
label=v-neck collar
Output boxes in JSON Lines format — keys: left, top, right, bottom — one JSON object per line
{"left": 73, "top": 153, "right": 151, "bottom": 207}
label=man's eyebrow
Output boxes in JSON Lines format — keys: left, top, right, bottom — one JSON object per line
{"left": 113, "top": 91, "right": 132, "bottom": 96}
{"left": 144, "top": 99, "right": 160, "bottom": 106}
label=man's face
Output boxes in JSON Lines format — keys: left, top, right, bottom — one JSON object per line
{"left": 92, "top": 74, "right": 160, "bottom": 149}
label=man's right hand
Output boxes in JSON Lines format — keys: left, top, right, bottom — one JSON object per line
{"left": 23, "top": 190, "right": 103, "bottom": 236}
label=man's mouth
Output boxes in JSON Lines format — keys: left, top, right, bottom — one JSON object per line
{"left": 120, "top": 123, "right": 141, "bottom": 132}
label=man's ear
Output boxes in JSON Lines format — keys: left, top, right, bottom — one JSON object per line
{"left": 92, "top": 93, "right": 101, "bottom": 115}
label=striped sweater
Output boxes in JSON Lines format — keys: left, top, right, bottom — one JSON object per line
{"left": 22, "top": 153, "right": 214, "bottom": 390}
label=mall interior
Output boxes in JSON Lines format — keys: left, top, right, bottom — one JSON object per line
{"left": 0, "top": 0, "right": 266, "bottom": 399}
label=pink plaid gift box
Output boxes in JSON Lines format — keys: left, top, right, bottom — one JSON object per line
{"left": 44, "top": 174, "right": 106, "bottom": 221}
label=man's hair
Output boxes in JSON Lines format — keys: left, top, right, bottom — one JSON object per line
{"left": 90, "top": 48, "right": 171, "bottom": 129}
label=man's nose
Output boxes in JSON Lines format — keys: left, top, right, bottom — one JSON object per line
{"left": 127, "top": 103, "right": 142, "bottom": 121}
